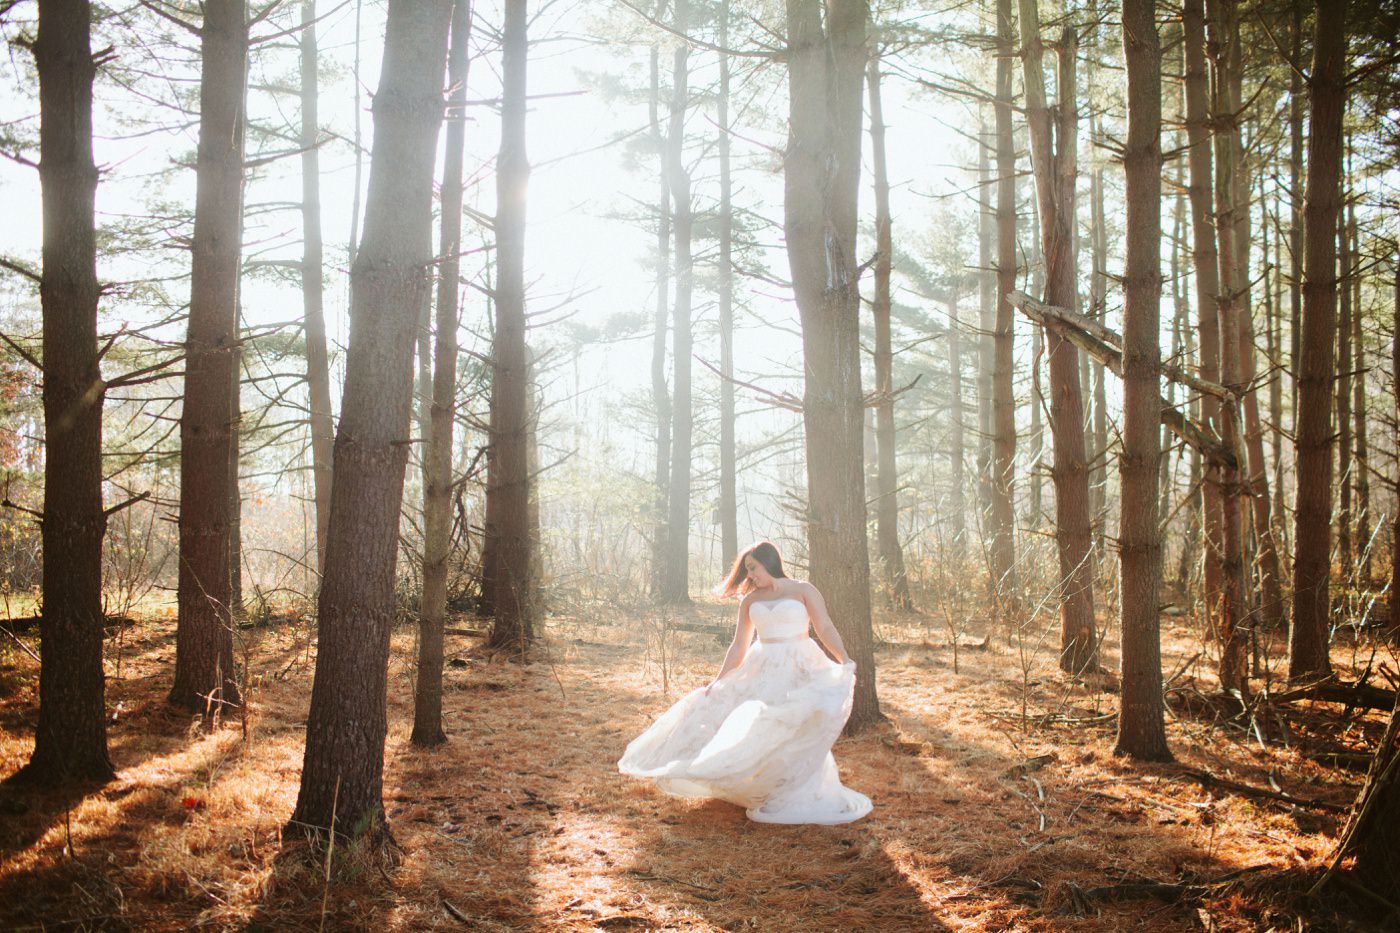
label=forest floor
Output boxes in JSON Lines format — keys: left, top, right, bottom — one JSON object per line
{"left": 0, "top": 595, "right": 1392, "bottom": 932}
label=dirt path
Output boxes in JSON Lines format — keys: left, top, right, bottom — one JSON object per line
{"left": 0, "top": 607, "right": 1373, "bottom": 931}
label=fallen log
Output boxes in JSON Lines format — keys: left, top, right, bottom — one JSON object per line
{"left": 1172, "top": 766, "right": 1349, "bottom": 813}
{"left": 1268, "top": 679, "right": 1397, "bottom": 713}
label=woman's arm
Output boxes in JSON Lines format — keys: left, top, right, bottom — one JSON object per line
{"left": 802, "top": 582, "right": 853, "bottom": 664}
{"left": 706, "top": 599, "right": 757, "bottom": 693}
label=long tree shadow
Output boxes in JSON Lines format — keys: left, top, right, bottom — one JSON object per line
{"left": 0, "top": 627, "right": 315, "bottom": 930}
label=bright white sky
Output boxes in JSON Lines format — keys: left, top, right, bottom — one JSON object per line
{"left": 0, "top": 0, "right": 1017, "bottom": 579}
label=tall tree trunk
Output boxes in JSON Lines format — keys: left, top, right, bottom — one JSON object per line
{"left": 1236, "top": 169, "right": 1285, "bottom": 637}
{"left": 413, "top": 0, "right": 471, "bottom": 749}
{"left": 977, "top": 108, "right": 994, "bottom": 533}
{"left": 1208, "top": 0, "right": 1250, "bottom": 696}
{"left": 716, "top": 0, "right": 738, "bottom": 569}
{"left": 868, "top": 49, "right": 912, "bottom": 608}
{"left": 1089, "top": 113, "right": 1108, "bottom": 570}
{"left": 229, "top": 334, "right": 242, "bottom": 616}
{"left": 947, "top": 293, "right": 966, "bottom": 539}
{"left": 1028, "top": 194, "right": 1045, "bottom": 526}
{"left": 1288, "top": 1, "right": 1304, "bottom": 426}
{"left": 172, "top": 0, "right": 248, "bottom": 714}
{"left": 990, "top": 0, "right": 1018, "bottom": 605}
{"left": 784, "top": 0, "right": 880, "bottom": 729}
{"left": 1183, "top": 0, "right": 1226, "bottom": 657}
{"left": 1337, "top": 205, "right": 1353, "bottom": 572}
{"left": 288, "top": 0, "right": 452, "bottom": 842}
{"left": 647, "top": 15, "right": 672, "bottom": 600}
{"left": 7, "top": 0, "right": 115, "bottom": 787}
{"left": 661, "top": 0, "right": 694, "bottom": 603}
{"left": 1018, "top": 4, "right": 1096, "bottom": 675}
{"left": 301, "top": 0, "right": 334, "bottom": 580}
{"left": 1322, "top": 693, "right": 1400, "bottom": 895}
{"left": 1116, "top": 0, "right": 1171, "bottom": 762}
{"left": 483, "top": 0, "right": 535, "bottom": 650}
{"left": 1392, "top": 260, "right": 1399, "bottom": 638}
{"left": 1352, "top": 249, "right": 1370, "bottom": 582}
{"left": 1289, "top": 0, "right": 1346, "bottom": 683}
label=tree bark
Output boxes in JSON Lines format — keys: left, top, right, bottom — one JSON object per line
{"left": 483, "top": 0, "right": 535, "bottom": 650}
{"left": 716, "top": 0, "right": 738, "bottom": 569}
{"left": 1115, "top": 0, "right": 1172, "bottom": 762}
{"left": 660, "top": 0, "right": 694, "bottom": 603}
{"left": 868, "top": 49, "right": 912, "bottom": 608}
{"left": 1017, "top": 4, "right": 1096, "bottom": 675}
{"left": 1290, "top": 0, "right": 1345, "bottom": 683}
{"left": 783, "top": 0, "right": 880, "bottom": 729}
{"left": 990, "top": 0, "right": 1018, "bottom": 606}
{"left": 413, "top": 0, "right": 471, "bottom": 748}
{"left": 7, "top": 0, "right": 115, "bottom": 787}
{"left": 172, "top": 0, "right": 248, "bottom": 714}
{"left": 301, "top": 0, "right": 334, "bottom": 580}
{"left": 288, "top": 0, "right": 452, "bottom": 842}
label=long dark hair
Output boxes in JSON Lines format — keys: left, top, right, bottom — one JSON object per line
{"left": 715, "top": 540, "right": 787, "bottom": 598}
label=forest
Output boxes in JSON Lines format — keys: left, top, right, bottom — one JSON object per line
{"left": 0, "top": 0, "right": 1398, "bottom": 929}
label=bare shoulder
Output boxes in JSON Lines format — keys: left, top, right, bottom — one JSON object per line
{"left": 791, "top": 579, "right": 822, "bottom": 600}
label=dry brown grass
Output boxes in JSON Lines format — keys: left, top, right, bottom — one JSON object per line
{"left": 0, "top": 598, "right": 1390, "bottom": 932}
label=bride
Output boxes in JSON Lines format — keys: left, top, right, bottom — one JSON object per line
{"left": 618, "top": 540, "right": 872, "bottom": 824}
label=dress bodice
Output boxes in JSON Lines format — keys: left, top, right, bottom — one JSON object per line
{"left": 750, "top": 597, "right": 810, "bottom": 642}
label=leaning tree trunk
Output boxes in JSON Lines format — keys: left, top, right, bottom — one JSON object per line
{"left": 301, "top": 0, "right": 333, "bottom": 579}
{"left": 868, "top": 49, "right": 912, "bottom": 609}
{"left": 784, "top": 0, "right": 880, "bottom": 729}
{"left": 1115, "top": 0, "right": 1172, "bottom": 763}
{"left": 7, "top": 0, "right": 115, "bottom": 787}
{"left": 1208, "top": 0, "right": 1250, "bottom": 697}
{"left": 1290, "top": 0, "right": 1346, "bottom": 684}
{"left": 171, "top": 0, "right": 248, "bottom": 714}
{"left": 1018, "top": 3, "right": 1096, "bottom": 676}
{"left": 483, "top": 0, "right": 535, "bottom": 650}
{"left": 716, "top": 0, "right": 738, "bottom": 568}
{"left": 288, "top": 0, "right": 452, "bottom": 843}
{"left": 660, "top": 0, "right": 694, "bottom": 604}
{"left": 989, "top": 0, "right": 1018, "bottom": 608}
{"left": 1322, "top": 691, "right": 1400, "bottom": 895}
{"left": 413, "top": 0, "right": 471, "bottom": 749}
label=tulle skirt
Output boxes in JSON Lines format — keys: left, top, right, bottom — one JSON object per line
{"left": 618, "top": 638, "right": 873, "bottom": 825}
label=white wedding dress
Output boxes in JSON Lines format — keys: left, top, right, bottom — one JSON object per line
{"left": 618, "top": 597, "right": 873, "bottom": 824}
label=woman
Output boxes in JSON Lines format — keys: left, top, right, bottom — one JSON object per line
{"left": 618, "top": 540, "right": 872, "bottom": 824}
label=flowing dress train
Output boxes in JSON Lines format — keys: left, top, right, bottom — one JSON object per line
{"left": 618, "top": 597, "right": 872, "bottom": 825}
